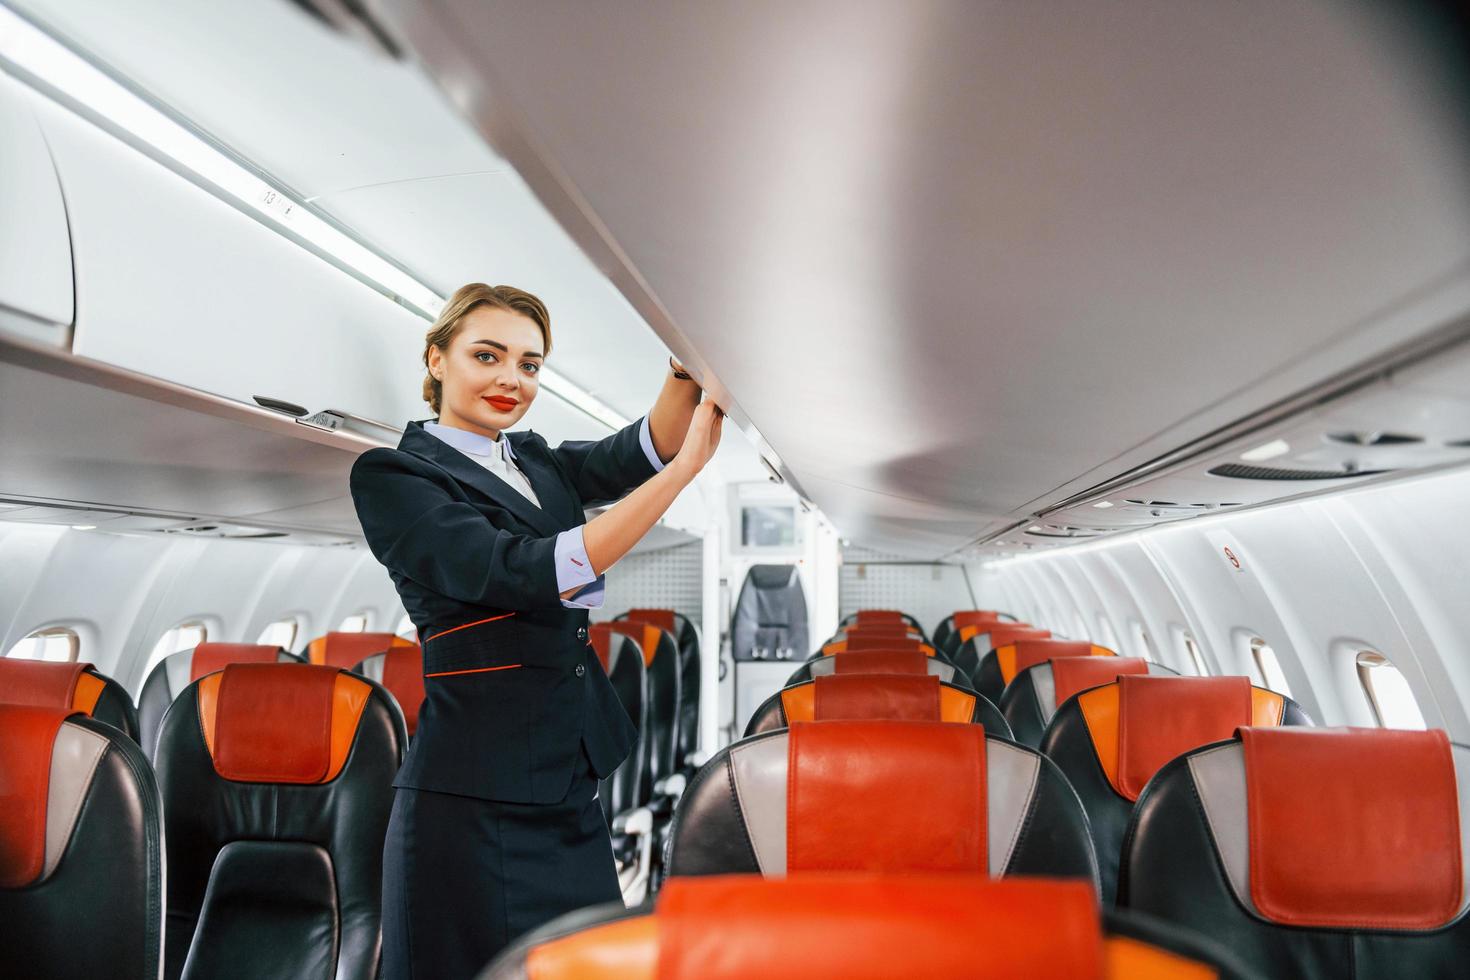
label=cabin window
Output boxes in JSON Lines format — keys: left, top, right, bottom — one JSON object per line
{"left": 4, "top": 626, "right": 80, "bottom": 662}
{"left": 337, "top": 611, "right": 372, "bottom": 633}
{"left": 395, "top": 613, "right": 417, "bottom": 641}
{"left": 142, "top": 621, "right": 208, "bottom": 679}
{"left": 256, "top": 618, "right": 300, "bottom": 651}
{"left": 1182, "top": 632, "right": 1210, "bottom": 676}
{"left": 1130, "top": 622, "right": 1156, "bottom": 662}
{"left": 1356, "top": 651, "right": 1427, "bottom": 730}
{"left": 1250, "top": 638, "right": 1292, "bottom": 697}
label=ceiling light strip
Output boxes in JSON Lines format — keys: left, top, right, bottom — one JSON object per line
{"left": 0, "top": 4, "right": 632, "bottom": 432}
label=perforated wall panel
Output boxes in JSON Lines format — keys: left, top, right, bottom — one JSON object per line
{"left": 592, "top": 541, "right": 704, "bottom": 629}
{"left": 839, "top": 545, "right": 974, "bottom": 637}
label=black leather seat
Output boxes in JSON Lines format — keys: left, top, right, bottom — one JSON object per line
{"left": 1120, "top": 727, "right": 1470, "bottom": 979}
{"left": 0, "top": 659, "right": 140, "bottom": 744}
{"left": 731, "top": 564, "right": 809, "bottom": 660}
{"left": 604, "top": 621, "right": 681, "bottom": 797}
{"left": 0, "top": 706, "right": 162, "bottom": 979}
{"left": 590, "top": 624, "right": 650, "bottom": 822}
{"left": 743, "top": 673, "right": 1011, "bottom": 739}
{"left": 137, "top": 642, "right": 300, "bottom": 757}
{"left": 479, "top": 874, "right": 1256, "bottom": 979}
{"left": 618, "top": 608, "right": 701, "bottom": 771}
{"left": 935, "top": 610, "right": 1016, "bottom": 659}
{"left": 1001, "top": 656, "right": 1178, "bottom": 747}
{"left": 783, "top": 650, "right": 970, "bottom": 687}
{"left": 838, "top": 608, "right": 926, "bottom": 634}
{"left": 1042, "top": 674, "right": 1312, "bottom": 903}
{"left": 666, "top": 719, "right": 1096, "bottom": 884}
{"left": 816, "top": 632, "right": 938, "bottom": 657}
{"left": 153, "top": 663, "right": 406, "bottom": 980}
{"left": 967, "top": 633, "right": 1096, "bottom": 702}
{"left": 351, "top": 643, "right": 425, "bottom": 736}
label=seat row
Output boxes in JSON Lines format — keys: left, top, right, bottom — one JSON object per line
{"left": 483, "top": 606, "right": 1470, "bottom": 978}
{"left": 0, "top": 607, "right": 700, "bottom": 980}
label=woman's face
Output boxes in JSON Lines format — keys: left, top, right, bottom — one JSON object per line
{"left": 429, "top": 306, "right": 544, "bottom": 435}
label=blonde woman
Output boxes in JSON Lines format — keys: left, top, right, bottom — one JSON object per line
{"left": 350, "top": 283, "right": 721, "bottom": 979}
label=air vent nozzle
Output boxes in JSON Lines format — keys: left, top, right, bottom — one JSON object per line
{"left": 1209, "top": 463, "right": 1387, "bottom": 481}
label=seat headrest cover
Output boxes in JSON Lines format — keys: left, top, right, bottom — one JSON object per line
{"left": 606, "top": 621, "right": 663, "bottom": 667}
{"left": 0, "top": 706, "right": 78, "bottom": 888}
{"left": 977, "top": 626, "right": 1050, "bottom": 649}
{"left": 1117, "top": 675, "right": 1253, "bottom": 801}
{"left": 624, "top": 608, "right": 677, "bottom": 634}
{"left": 779, "top": 681, "right": 976, "bottom": 728}
{"left": 1002, "top": 640, "right": 1111, "bottom": 685}
{"left": 811, "top": 674, "right": 942, "bottom": 722}
{"left": 654, "top": 875, "right": 1103, "bottom": 979}
{"left": 1051, "top": 656, "right": 1149, "bottom": 706}
{"left": 1240, "top": 727, "right": 1463, "bottom": 929}
{"left": 200, "top": 664, "right": 370, "bottom": 783}
{"left": 306, "top": 631, "right": 411, "bottom": 668}
{"left": 830, "top": 650, "right": 930, "bottom": 675}
{"left": 843, "top": 635, "right": 933, "bottom": 655}
{"left": 0, "top": 660, "right": 89, "bottom": 711}
{"left": 953, "top": 610, "right": 1004, "bottom": 629}
{"left": 588, "top": 622, "right": 615, "bottom": 672}
{"left": 379, "top": 646, "right": 425, "bottom": 735}
{"left": 787, "top": 721, "right": 986, "bottom": 873}
{"left": 190, "top": 642, "right": 284, "bottom": 681}
{"left": 853, "top": 609, "right": 907, "bottom": 623}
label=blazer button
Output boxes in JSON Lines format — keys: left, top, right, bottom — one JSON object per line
{"left": 575, "top": 663, "right": 586, "bottom": 677}
{"left": 576, "top": 626, "right": 589, "bottom": 642}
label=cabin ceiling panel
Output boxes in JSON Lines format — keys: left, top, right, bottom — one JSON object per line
{"left": 370, "top": 0, "right": 1470, "bottom": 557}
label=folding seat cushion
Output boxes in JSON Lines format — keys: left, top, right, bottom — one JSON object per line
{"left": 1042, "top": 674, "right": 1312, "bottom": 904}
{"left": 351, "top": 643, "right": 427, "bottom": 735}
{"left": 0, "top": 705, "right": 164, "bottom": 979}
{"left": 590, "top": 624, "right": 651, "bottom": 821}
{"left": 666, "top": 720, "right": 1096, "bottom": 884}
{"left": 952, "top": 627, "right": 1052, "bottom": 690}
{"left": 0, "top": 659, "right": 139, "bottom": 745}
{"left": 137, "top": 643, "right": 300, "bottom": 757}
{"left": 1121, "top": 727, "right": 1470, "bottom": 979}
{"left": 1001, "top": 657, "right": 1178, "bottom": 747}
{"left": 153, "top": 663, "right": 407, "bottom": 980}
{"left": 970, "top": 635, "right": 1096, "bottom": 702}
{"left": 743, "top": 673, "right": 1011, "bottom": 739}
{"left": 619, "top": 609, "right": 701, "bottom": 771}
{"left": 303, "top": 631, "right": 416, "bottom": 668}
{"left": 782, "top": 650, "right": 969, "bottom": 687}
{"left": 481, "top": 875, "right": 1255, "bottom": 980}
{"left": 604, "top": 621, "right": 682, "bottom": 794}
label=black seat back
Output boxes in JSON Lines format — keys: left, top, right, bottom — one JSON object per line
{"left": 620, "top": 609, "right": 701, "bottom": 769}
{"left": 137, "top": 643, "right": 300, "bottom": 757}
{"left": 591, "top": 623, "right": 650, "bottom": 819}
{"left": 744, "top": 673, "right": 1011, "bottom": 739}
{"left": 605, "top": 621, "right": 681, "bottom": 792}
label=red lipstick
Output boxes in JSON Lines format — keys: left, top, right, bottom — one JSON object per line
{"left": 483, "top": 396, "right": 520, "bottom": 412}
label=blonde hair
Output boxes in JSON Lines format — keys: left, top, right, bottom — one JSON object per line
{"left": 422, "top": 283, "right": 552, "bottom": 414}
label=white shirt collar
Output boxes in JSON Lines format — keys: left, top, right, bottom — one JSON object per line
{"left": 423, "top": 420, "right": 518, "bottom": 461}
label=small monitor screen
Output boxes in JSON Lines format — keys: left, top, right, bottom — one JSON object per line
{"left": 741, "top": 505, "right": 796, "bottom": 548}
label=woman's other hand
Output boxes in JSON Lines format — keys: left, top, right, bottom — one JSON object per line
{"left": 672, "top": 399, "right": 723, "bottom": 480}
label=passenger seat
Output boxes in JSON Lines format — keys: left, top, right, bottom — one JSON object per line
{"left": 302, "top": 630, "right": 415, "bottom": 668}
{"left": 743, "top": 673, "right": 1011, "bottom": 739}
{"left": 0, "top": 659, "right": 140, "bottom": 744}
{"left": 1042, "top": 674, "right": 1312, "bottom": 903}
{"left": 970, "top": 635, "right": 1099, "bottom": 702}
{"left": 136, "top": 642, "right": 300, "bottom": 757}
{"left": 0, "top": 705, "right": 164, "bottom": 979}
{"left": 153, "top": 663, "right": 406, "bottom": 980}
{"left": 666, "top": 719, "right": 1096, "bottom": 883}
{"left": 619, "top": 608, "right": 701, "bottom": 772}
{"left": 782, "top": 650, "right": 969, "bottom": 687}
{"left": 1120, "top": 727, "right": 1470, "bottom": 978}
{"left": 479, "top": 874, "right": 1255, "bottom": 979}
{"left": 1001, "top": 656, "right": 1177, "bottom": 747}
{"left": 351, "top": 643, "right": 425, "bottom": 736}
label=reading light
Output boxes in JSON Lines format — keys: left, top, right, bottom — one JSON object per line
{"left": 69, "top": 525, "right": 96, "bottom": 531}
{"left": 0, "top": 5, "right": 635, "bottom": 431}
{"left": 1240, "top": 439, "right": 1290, "bottom": 462}
{"left": 1092, "top": 500, "right": 1113, "bottom": 509}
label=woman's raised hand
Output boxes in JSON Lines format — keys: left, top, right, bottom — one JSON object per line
{"left": 672, "top": 399, "right": 724, "bottom": 480}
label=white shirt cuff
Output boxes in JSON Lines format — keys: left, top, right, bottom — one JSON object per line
{"left": 555, "top": 527, "right": 605, "bottom": 609}
{"left": 638, "top": 415, "right": 667, "bottom": 473}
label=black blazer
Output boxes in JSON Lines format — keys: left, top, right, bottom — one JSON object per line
{"left": 349, "top": 416, "right": 656, "bottom": 804}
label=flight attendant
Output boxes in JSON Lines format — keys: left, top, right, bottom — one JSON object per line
{"left": 349, "top": 282, "right": 721, "bottom": 979}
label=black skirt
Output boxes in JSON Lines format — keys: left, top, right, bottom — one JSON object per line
{"left": 380, "top": 742, "right": 622, "bottom": 980}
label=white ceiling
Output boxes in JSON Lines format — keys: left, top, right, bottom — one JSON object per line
{"left": 362, "top": 0, "right": 1470, "bottom": 556}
